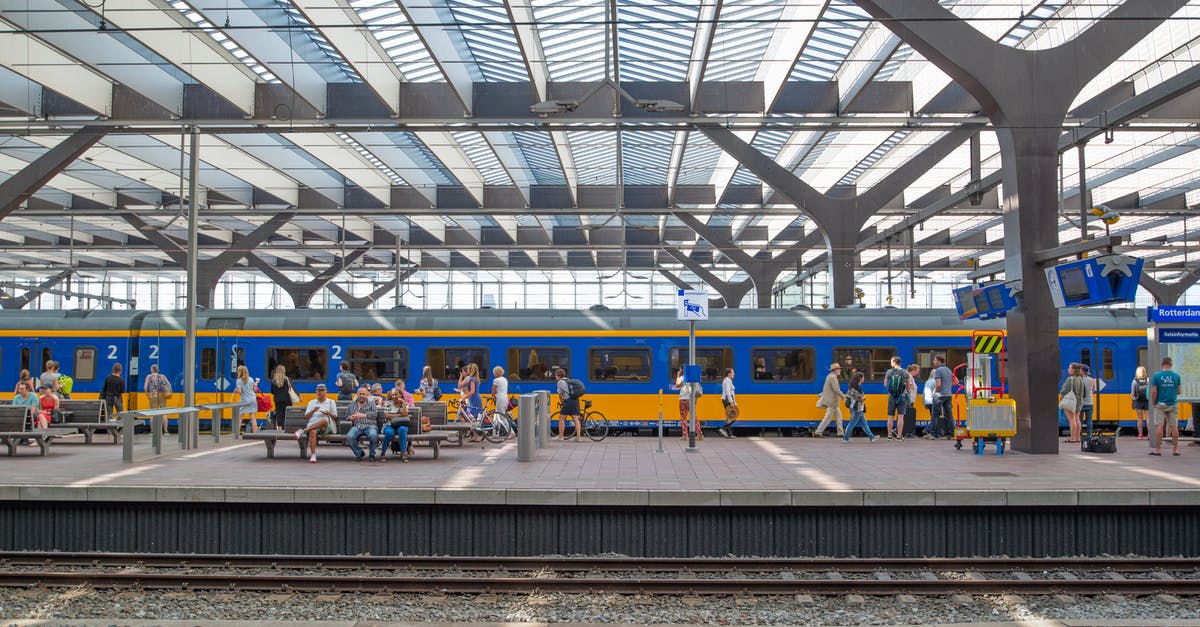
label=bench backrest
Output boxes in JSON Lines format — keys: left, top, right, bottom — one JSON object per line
{"left": 416, "top": 401, "right": 448, "bottom": 425}
{"left": 0, "top": 405, "right": 31, "bottom": 432}
{"left": 58, "top": 399, "right": 106, "bottom": 422}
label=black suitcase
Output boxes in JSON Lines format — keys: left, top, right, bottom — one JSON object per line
{"left": 903, "top": 406, "right": 917, "bottom": 437}
{"left": 1082, "top": 435, "right": 1116, "bottom": 453}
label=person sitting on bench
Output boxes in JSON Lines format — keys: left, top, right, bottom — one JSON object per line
{"left": 296, "top": 383, "right": 338, "bottom": 464}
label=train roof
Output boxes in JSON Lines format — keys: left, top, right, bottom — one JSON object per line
{"left": 0, "top": 309, "right": 144, "bottom": 332}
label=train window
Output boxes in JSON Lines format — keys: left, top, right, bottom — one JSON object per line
{"left": 266, "top": 347, "right": 329, "bottom": 382}
{"left": 20, "top": 347, "right": 29, "bottom": 373}
{"left": 749, "top": 347, "right": 816, "bottom": 382}
{"left": 1079, "top": 347, "right": 1092, "bottom": 372}
{"left": 428, "top": 347, "right": 490, "bottom": 382}
{"left": 73, "top": 347, "right": 97, "bottom": 382}
{"left": 200, "top": 348, "right": 216, "bottom": 380}
{"left": 1137, "top": 346, "right": 1147, "bottom": 373}
{"left": 342, "top": 347, "right": 409, "bottom": 383}
{"left": 507, "top": 347, "right": 569, "bottom": 381}
{"left": 833, "top": 347, "right": 895, "bottom": 383}
{"left": 588, "top": 347, "right": 650, "bottom": 381}
{"left": 1102, "top": 347, "right": 1114, "bottom": 381}
{"left": 914, "top": 348, "right": 970, "bottom": 381}
{"left": 667, "top": 347, "right": 732, "bottom": 381}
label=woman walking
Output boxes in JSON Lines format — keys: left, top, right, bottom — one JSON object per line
{"left": 842, "top": 371, "right": 877, "bottom": 442}
{"left": 269, "top": 365, "right": 295, "bottom": 430}
{"left": 235, "top": 365, "right": 259, "bottom": 435}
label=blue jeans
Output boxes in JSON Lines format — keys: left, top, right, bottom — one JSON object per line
{"left": 381, "top": 423, "right": 409, "bottom": 457}
{"left": 930, "top": 396, "right": 953, "bottom": 437}
{"left": 1080, "top": 405, "right": 1093, "bottom": 434}
{"left": 843, "top": 410, "right": 876, "bottom": 441}
{"left": 346, "top": 424, "right": 379, "bottom": 460}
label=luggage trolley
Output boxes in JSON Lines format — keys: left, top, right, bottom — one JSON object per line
{"left": 954, "top": 331, "right": 1016, "bottom": 455}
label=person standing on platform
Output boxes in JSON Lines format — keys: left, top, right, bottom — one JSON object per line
{"left": 269, "top": 365, "right": 295, "bottom": 431}
{"left": 296, "top": 383, "right": 337, "bottom": 463}
{"left": 814, "top": 363, "right": 845, "bottom": 437}
{"left": 1060, "top": 363, "right": 1085, "bottom": 444}
{"left": 458, "top": 363, "right": 484, "bottom": 442}
{"left": 101, "top": 363, "right": 125, "bottom": 419}
{"left": 1131, "top": 366, "right": 1150, "bottom": 440}
{"left": 394, "top": 379, "right": 415, "bottom": 408}
{"left": 1079, "top": 364, "right": 1096, "bottom": 428}
{"left": 491, "top": 366, "right": 509, "bottom": 414}
{"left": 38, "top": 361, "right": 59, "bottom": 395}
{"left": 346, "top": 385, "right": 380, "bottom": 462}
{"left": 842, "top": 371, "right": 877, "bottom": 442}
{"left": 144, "top": 364, "right": 170, "bottom": 410}
{"left": 719, "top": 367, "right": 738, "bottom": 438}
{"left": 675, "top": 368, "right": 703, "bottom": 440}
{"left": 1149, "top": 356, "right": 1182, "bottom": 457}
{"left": 927, "top": 355, "right": 954, "bottom": 439}
{"left": 417, "top": 365, "right": 440, "bottom": 402}
{"left": 883, "top": 356, "right": 909, "bottom": 440}
{"left": 335, "top": 362, "right": 358, "bottom": 401}
{"left": 235, "top": 365, "right": 259, "bottom": 435}
{"left": 13, "top": 369, "right": 31, "bottom": 396}
{"left": 904, "top": 364, "right": 920, "bottom": 440}
{"left": 555, "top": 368, "right": 582, "bottom": 441}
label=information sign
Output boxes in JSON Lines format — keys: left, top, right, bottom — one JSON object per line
{"left": 676, "top": 290, "right": 709, "bottom": 321}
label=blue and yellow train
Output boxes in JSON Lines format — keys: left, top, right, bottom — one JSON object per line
{"left": 0, "top": 307, "right": 1164, "bottom": 431}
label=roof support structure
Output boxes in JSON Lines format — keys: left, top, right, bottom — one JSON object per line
{"left": 854, "top": 0, "right": 1187, "bottom": 455}
{"left": 660, "top": 246, "right": 752, "bottom": 309}
{"left": 0, "top": 126, "right": 107, "bottom": 221}
{"left": 1140, "top": 268, "right": 1200, "bottom": 307}
{"left": 0, "top": 269, "right": 72, "bottom": 309}
{"left": 121, "top": 211, "right": 295, "bottom": 308}
{"left": 248, "top": 248, "right": 369, "bottom": 309}
{"left": 325, "top": 269, "right": 415, "bottom": 309}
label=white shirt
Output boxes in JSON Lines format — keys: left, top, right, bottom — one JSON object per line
{"left": 721, "top": 376, "right": 735, "bottom": 403}
{"left": 492, "top": 375, "right": 508, "bottom": 401}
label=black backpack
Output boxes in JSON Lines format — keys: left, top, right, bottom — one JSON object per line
{"left": 886, "top": 370, "right": 906, "bottom": 396}
{"left": 1134, "top": 378, "right": 1148, "bottom": 402}
{"left": 566, "top": 378, "right": 586, "bottom": 399}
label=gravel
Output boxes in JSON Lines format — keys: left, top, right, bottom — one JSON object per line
{"left": 2, "top": 588, "right": 1200, "bottom": 625}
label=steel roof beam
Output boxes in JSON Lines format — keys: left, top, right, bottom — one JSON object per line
{"left": 0, "top": 269, "right": 72, "bottom": 309}
{"left": 0, "top": 126, "right": 107, "bottom": 221}
{"left": 247, "top": 247, "right": 369, "bottom": 308}
{"left": 325, "top": 269, "right": 414, "bottom": 309}
{"left": 0, "top": 19, "right": 112, "bottom": 115}
{"left": 397, "top": 0, "right": 475, "bottom": 114}
{"left": 289, "top": 0, "right": 403, "bottom": 113}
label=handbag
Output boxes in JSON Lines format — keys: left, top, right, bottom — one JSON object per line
{"left": 506, "top": 397, "right": 517, "bottom": 412}
{"left": 1058, "top": 391, "right": 1077, "bottom": 412}
{"left": 161, "top": 376, "right": 173, "bottom": 401}
{"left": 725, "top": 404, "right": 739, "bottom": 420}
{"left": 420, "top": 415, "right": 431, "bottom": 433}
{"left": 287, "top": 384, "right": 301, "bottom": 405}
{"left": 256, "top": 393, "right": 272, "bottom": 413}
{"left": 431, "top": 386, "right": 443, "bottom": 401}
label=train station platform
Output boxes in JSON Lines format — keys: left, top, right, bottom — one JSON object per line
{"left": 2, "top": 432, "right": 1198, "bottom": 558}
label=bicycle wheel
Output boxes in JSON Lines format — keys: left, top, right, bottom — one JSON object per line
{"left": 482, "top": 410, "right": 511, "bottom": 443}
{"left": 584, "top": 410, "right": 608, "bottom": 441}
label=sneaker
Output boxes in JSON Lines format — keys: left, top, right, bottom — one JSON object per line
{"left": 355, "top": 454, "right": 364, "bottom": 462}
{"left": 295, "top": 429, "right": 304, "bottom": 440}
{"left": 309, "top": 453, "right": 317, "bottom": 463}
{"left": 841, "top": 438, "right": 849, "bottom": 443}
{"left": 868, "top": 437, "right": 878, "bottom": 442}
{"left": 887, "top": 434, "right": 895, "bottom": 440}
{"left": 368, "top": 456, "right": 376, "bottom": 463}
{"left": 923, "top": 434, "right": 934, "bottom": 440}
{"left": 718, "top": 427, "right": 729, "bottom": 439}
{"left": 729, "top": 433, "right": 737, "bottom": 439}
{"left": 812, "top": 432, "right": 823, "bottom": 438}
{"left": 697, "top": 433, "right": 704, "bottom": 440}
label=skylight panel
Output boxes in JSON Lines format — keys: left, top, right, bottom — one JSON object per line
{"left": 533, "top": 0, "right": 607, "bottom": 82}
{"left": 448, "top": 1, "right": 528, "bottom": 82}
{"left": 275, "top": 1, "right": 362, "bottom": 83}
{"left": 334, "top": 132, "right": 406, "bottom": 186}
{"left": 622, "top": 130, "right": 673, "bottom": 186}
{"left": 451, "top": 130, "right": 513, "bottom": 186}
{"left": 704, "top": 1, "right": 785, "bottom": 82}
{"left": 617, "top": 0, "right": 699, "bottom": 82}
{"left": 169, "top": 1, "right": 278, "bottom": 82}
{"left": 568, "top": 129, "right": 618, "bottom": 186}
{"left": 385, "top": 132, "right": 457, "bottom": 186}
{"left": 836, "top": 130, "right": 910, "bottom": 188}
{"left": 513, "top": 132, "right": 566, "bottom": 186}
{"left": 350, "top": 0, "right": 442, "bottom": 82}
{"left": 676, "top": 131, "right": 722, "bottom": 187}
{"left": 1000, "top": 1, "right": 1069, "bottom": 49}
{"left": 790, "top": 1, "right": 871, "bottom": 82}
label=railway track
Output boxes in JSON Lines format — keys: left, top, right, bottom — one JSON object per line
{"left": 0, "top": 553, "right": 1198, "bottom": 596}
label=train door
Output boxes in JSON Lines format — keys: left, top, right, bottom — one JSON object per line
{"left": 17, "top": 338, "right": 56, "bottom": 387}
{"left": 1074, "top": 340, "right": 1119, "bottom": 425}
{"left": 195, "top": 333, "right": 242, "bottom": 403}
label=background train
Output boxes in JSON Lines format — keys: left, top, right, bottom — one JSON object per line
{"left": 0, "top": 307, "right": 1170, "bottom": 432}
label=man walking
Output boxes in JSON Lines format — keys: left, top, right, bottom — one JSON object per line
{"left": 927, "top": 354, "right": 954, "bottom": 439}
{"left": 1149, "top": 356, "right": 1183, "bottom": 457}
{"left": 814, "top": 363, "right": 845, "bottom": 437}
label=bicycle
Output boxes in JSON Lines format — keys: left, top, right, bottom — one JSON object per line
{"left": 551, "top": 398, "right": 608, "bottom": 442}
{"left": 455, "top": 396, "right": 513, "bottom": 444}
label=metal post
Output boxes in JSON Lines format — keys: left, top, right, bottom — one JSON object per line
{"left": 517, "top": 394, "right": 535, "bottom": 461}
{"left": 1078, "top": 140, "right": 1089, "bottom": 244}
{"left": 686, "top": 320, "right": 698, "bottom": 452}
{"left": 184, "top": 127, "right": 199, "bottom": 414}
{"left": 534, "top": 390, "right": 550, "bottom": 448}
{"left": 656, "top": 389, "right": 663, "bottom": 453}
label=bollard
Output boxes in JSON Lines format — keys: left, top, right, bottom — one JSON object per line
{"left": 517, "top": 393, "right": 536, "bottom": 461}
{"left": 656, "top": 389, "right": 664, "bottom": 453}
{"left": 534, "top": 390, "right": 551, "bottom": 448}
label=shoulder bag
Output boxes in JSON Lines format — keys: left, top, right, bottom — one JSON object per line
{"left": 287, "top": 380, "right": 301, "bottom": 405}
{"left": 1058, "top": 390, "right": 1078, "bottom": 412}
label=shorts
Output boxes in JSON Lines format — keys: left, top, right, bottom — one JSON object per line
{"left": 560, "top": 398, "right": 580, "bottom": 417}
{"left": 306, "top": 415, "right": 335, "bottom": 434}
{"left": 1152, "top": 403, "right": 1178, "bottom": 428}
{"left": 1132, "top": 398, "right": 1149, "bottom": 411}
{"left": 887, "top": 394, "right": 908, "bottom": 415}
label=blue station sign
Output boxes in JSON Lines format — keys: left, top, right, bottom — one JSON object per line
{"left": 1149, "top": 306, "right": 1200, "bottom": 323}
{"left": 1159, "top": 328, "right": 1200, "bottom": 343}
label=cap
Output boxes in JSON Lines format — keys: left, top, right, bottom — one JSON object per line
{"left": 829, "top": 363, "right": 842, "bottom": 371}
{"left": 315, "top": 383, "right": 327, "bottom": 390}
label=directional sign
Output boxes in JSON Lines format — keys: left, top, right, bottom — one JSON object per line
{"left": 676, "top": 290, "right": 708, "bottom": 321}
{"left": 216, "top": 377, "right": 230, "bottom": 392}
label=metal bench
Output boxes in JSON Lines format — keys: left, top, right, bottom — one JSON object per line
{"left": 53, "top": 399, "right": 123, "bottom": 444}
{"left": 244, "top": 409, "right": 449, "bottom": 460}
{"left": 0, "top": 405, "right": 59, "bottom": 456}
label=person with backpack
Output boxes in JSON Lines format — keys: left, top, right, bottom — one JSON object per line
{"left": 842, "top": 371, "right": 877, "bottom": 442}
{"left": 335, "top": 362, "right": 359, "bottom": 401}
{"left": 883, "top": 356, "right": 911, "bottom": 440}
{"left": 1131, "top": 365, "right": 1150, "bottom": 440}
{"left": 417, "top": 365, "right": 442, "bottom": 402}
{"left": 554, "top": 368, "right": 582, "bottom": 441}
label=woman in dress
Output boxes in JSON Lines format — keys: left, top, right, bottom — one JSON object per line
{"left": 269, "top": 365, "right": 294, "bottom": 431}
{"left": 417, "top": 365, "right": 439, "bottom": 401}
{"left": 236, "top": 365, "right": 259, "bottom": 435}
{"left": 35, "top": 386, "right": 58, "bottom": 431}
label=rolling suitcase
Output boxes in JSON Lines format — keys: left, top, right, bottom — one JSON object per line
{"left": 1081, "top": 413, "right": 1116, "bottom": 454}
{"left": 903, "top": 405, "right": 917, "bottom": 437}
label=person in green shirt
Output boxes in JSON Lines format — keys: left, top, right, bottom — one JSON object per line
{"left": 1149, "top": 356, "right": 1183, "bottom": 457}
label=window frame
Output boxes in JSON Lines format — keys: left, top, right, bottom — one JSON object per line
{"left": 199, "top": 347, "right": 217, "bottom": 381}
{"left": 667, "top": 345, "right": 734, "bottom": 382}
{"left": 427, "top": 346, "right": 491, "bottom": 383}
{"left": 73, "top": 346, "right": 98, "bottom": 382}
{"left": 587, "top": 346, "right": 652, "bottom": 382}
{"left": 914, "top": 346, "right": 970, "bottom": 382}
{"left": 833, "top": 345, "right": 900, "bottom": 383}
{"left": 341, "top": 346, "right": 411, "bottom": 383}
{"left": 749, "top": 345, "right": 818, "bottom": 383}
{"left": 506, "top": 345, "right": 570, "bottom": 382}
{"left": 265, "top": 346, "right": 330, "bottom": 382}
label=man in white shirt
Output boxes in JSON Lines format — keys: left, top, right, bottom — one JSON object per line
{"left": 719, "top": 368, "right": 738, "bottom": 439}
{"left": 296, "top": 383, "right": 338, "bottom": 463}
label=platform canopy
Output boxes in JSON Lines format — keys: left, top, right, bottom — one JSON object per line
{"left": 0, "top": 0, "right": 1197, "bottom": 309}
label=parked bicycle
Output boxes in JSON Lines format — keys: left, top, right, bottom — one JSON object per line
{"left": 454, "top": 395, "right": 513, "bottom": 444}
{"left": 550, "top": 398, "right": 608, "bottom": 441}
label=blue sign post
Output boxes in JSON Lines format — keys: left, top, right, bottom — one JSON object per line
{"left": 676, "top": 290, "right": 707, "bottom": 452}
{"left": 1147, "top": 306, "right": 1200, "bottom": 412}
